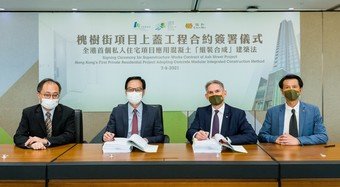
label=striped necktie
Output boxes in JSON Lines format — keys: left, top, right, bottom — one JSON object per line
{"left": 45, "top": 112, "right": 52, "bottom": 137}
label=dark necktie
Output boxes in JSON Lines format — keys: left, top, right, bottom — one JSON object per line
{"left": 289, "top": 109, "right": 298, "bottom": 137}
{"left": 45, "top": 112, "right": 52, "bottom": 137}
{"left": 131, "top": 109, "right": 138, "bottom": 135}
{"left": 211, "top": 110, "right": 219, "bottom": 137}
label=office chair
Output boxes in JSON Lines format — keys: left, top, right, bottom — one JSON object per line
{"left": 150, "top": 104, "right": 170, "bottom": 143}
{"left": 74, "top": 109, "right": 84, "bottom": 143}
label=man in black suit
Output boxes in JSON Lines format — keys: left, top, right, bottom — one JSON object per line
{"left": 103, "top": 76, "right": 164, "bottom": 143}
{"left": 186, "top": 80, "right": 257, "bottom": 145}
{"left": 14, "top": 78, "right": 75, "bottom": 149}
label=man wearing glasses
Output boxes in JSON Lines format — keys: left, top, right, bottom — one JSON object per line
{"left": 14, "top": 78, "right": 75, "bottom": 149}
{"left": 186, "top": 80, "right": 257, "bottom": 144}
{"left": 103, "top": 76, "right": 164, "bottom": 143}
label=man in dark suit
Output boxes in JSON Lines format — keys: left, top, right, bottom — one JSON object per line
{"left": 103, "top": 76, "right": 164, "bottom": 143}
{"left": 258, "top": 74, "right": 328, "bottom": 145}
{"left": 186, "top": 80, "right": 257, "bottom": 144}
{"left": 14, "top": 78, "right": 75, "bottom": 149}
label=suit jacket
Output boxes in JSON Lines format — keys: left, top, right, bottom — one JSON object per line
{"left": 258, "top": 101, "right": 328, "bottom": 145}
{"left": 186, "top": 104, "right": 257, "bottom": 144}
{"left": 105, "top": 103, "right": 164, "bottom": 143}
{"left": 14, "top": 104, "right": 76, "bottom": 148}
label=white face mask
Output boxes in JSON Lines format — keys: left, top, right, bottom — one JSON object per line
{"left": 41, "top": 98, "right": 59, "bottom": 110}
{"left": 126, "top": 91, "right": 143, "bottom": 105}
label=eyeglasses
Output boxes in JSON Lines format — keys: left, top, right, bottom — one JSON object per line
{"left": 41, "top": 93, "right": 59, "bottom": 99}
{"left": 126, "top": 87, "right": 143, "bottom": 92}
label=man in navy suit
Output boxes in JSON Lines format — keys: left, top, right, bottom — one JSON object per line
{"left": 258, "top": 74, "right": 328, "bottom": 145}
{"left": 14, "top": 78, "right": 75, "bottom": 149}
{"left": 186, "top": 80, "right": 257, "bottom": 144}
{"left": 103, "top": 76, "right": 164, "bottom": 143}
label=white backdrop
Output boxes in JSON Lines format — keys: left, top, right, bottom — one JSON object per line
{"left": 39, "top": 12, "right": 300, "bottom": 111}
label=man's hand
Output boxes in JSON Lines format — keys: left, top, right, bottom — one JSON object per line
{"left": 195, "top": 130, "right": 209, "bottom": 140}
{"left": 275, "top": 133, "right": 300, "bottom": 145}
{"left": 30, "top": 142, "right": 46, "bottom": 150}
{"left": 103, "top": 131, "right": 115, "bottom": 142}
{"left": 143, "top": 138, "right": 149, "bottom": 143}
{"left": 25, "top": 136, "right": 48, "bottom": 147}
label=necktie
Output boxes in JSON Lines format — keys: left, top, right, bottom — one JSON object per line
{"left": 211, "top": 110, "right": 219, "bottom": 137}
{"left": 289, "top": 109, "right": 298, "bottom": 137}
{"left": 131, "top": 109, "right": 138, "bottom": 135}
{"left": 45, "top": 112, "right": 52, "bottom": 138}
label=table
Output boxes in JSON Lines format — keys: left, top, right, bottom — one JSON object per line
{"left": 0, "top": 144, "right": 75, "bottom": 187}
{"left": 48, "top": 143, "right": 278, "bottom": 187}
{"left": 259, "top": 143, "right": 340, "bottom": 187}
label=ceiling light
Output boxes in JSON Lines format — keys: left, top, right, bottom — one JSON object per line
{"left": 216, "top": 8, "right": 222, "bottom": 11}
{"left": 0, "top": 8, "right": 5, "bottom": 11}
{"left": 72, "top": 8, "right": 78, "bottom": 11}
{"left": 144, "top": 8, "right": 150, "bottom": 11}
{"left": 246, "top": 6, "right": 258, "bottom": 12}
{"left": 288, "top": 8, "right": 295, "bottom": 10}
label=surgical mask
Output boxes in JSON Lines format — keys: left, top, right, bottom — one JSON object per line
{"left": 41, "top": 98, "right": 59, "bottom": 110}
{"left": 208, "top": 95, "right": 224, "bottom": 105}
{"left": 283, "top": 89, "right": 300, "bottom": 101}
{"left": 127, "top": 91, "right": 143, "bottom": 105}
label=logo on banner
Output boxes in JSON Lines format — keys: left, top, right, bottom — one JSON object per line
{"left": 185, "top": 23, "right": 193, "bottom": 29}
{"left": 155, "top": 21, "right": 176, "bottom": 31}
{"left": 155, "top": 23, "right": 166, "bottom": 31}
{"left": 185, "top": 22, "right": 206, "bottom": 29}
{"left": 133, "top": 21, "right": 151, "bottom": 30}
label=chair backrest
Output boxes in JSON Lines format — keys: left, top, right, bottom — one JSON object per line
{"left": 90, "top": 127, "right": 106, "bottom": 143}
{"left": 150, "top": 104, "right": 163, "bottom": 123}
{"left": 150, "top": 105, "right": 170, "bottom": 143}
{"left": 74, "top": 109, "right": 84, "bottom": 143}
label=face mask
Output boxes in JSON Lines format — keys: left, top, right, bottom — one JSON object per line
{"left": 208, "top": 95, "right": 224, "bottom": 105}
{"left": 41, "top": 98, "right": 59, "bottom": 110}
{"left": 283, "top": 89, "right": 300, "bottom": 101}
{"left": 127, "top": 91, "right": 143, "bottom": 105}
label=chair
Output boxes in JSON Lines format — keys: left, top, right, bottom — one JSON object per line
{"left": 150, "top": 104, "right": 170, "bottom": 143}
{"left": 74, "top": 109, "right": 84, "bottom": 143}
{"left": 90, "top": 127, "right": 106, "bottom": 143}
{"left": 90, "top": 104, "right": 170, "bottom": 143}
{"left": 163, "top": 134, "right": 170, "bottom": 143}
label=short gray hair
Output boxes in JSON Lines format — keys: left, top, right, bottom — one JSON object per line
{"left": 205, "top": 80, "right": 224, "bottom": 91}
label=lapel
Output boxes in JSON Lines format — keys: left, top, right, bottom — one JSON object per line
{"left": 299, "top": 102, "right": 306, "bottom": 136}
{"left": 220, "top": 104, "right": 230, "bottom": 136}
{"left": 122, "top": 103, "right": 129, "bottom": 137}
{"left": 35, "top": 105, "right": 47, "bottom": 135}
{"left": 278, "top": 104, "right": 285, "bottom": 134}
{"left": 204, "top": 106, "right": 212, "bottom": 132}
{"left": 141, "top": 103, "right": 146, "bottom": 136}
{"left": 52, "top": 104, "right": 62, "bottom": 134}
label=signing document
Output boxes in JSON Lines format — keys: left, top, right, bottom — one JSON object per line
{"left": 193, "top": 133, "right": 247, "bottom": 153}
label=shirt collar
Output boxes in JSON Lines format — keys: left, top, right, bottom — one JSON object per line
{"left": 128, "top": 102, "right": 143, "bottom": 114}
{"left": 211, "top": 103, "right": 225, "bottom": 114}
{"left": 285, "top": 100, "right": 300, "bottom": 111}
{"left": 41, "top": 105, "right": 55, "bottom": 116}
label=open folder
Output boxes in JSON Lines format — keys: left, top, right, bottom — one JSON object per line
{"left": 102, "top": 134, "right": 158, "bottom": 153}
{"left": 192, "top": 133, "right": 247, "bottom": 153}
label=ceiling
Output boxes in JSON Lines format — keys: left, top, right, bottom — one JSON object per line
{"left": 0, "top": 0, "right": 340, "bottom": 12}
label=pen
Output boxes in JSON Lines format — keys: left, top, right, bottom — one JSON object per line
{"left": 110, "top": 132, "right": 115, "bottom": 141}
{"left": 324, "top": 144, "right": 335, "bottom": 148}
{"left": 199, "top": 128, "right": 209, "bottom": 137}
